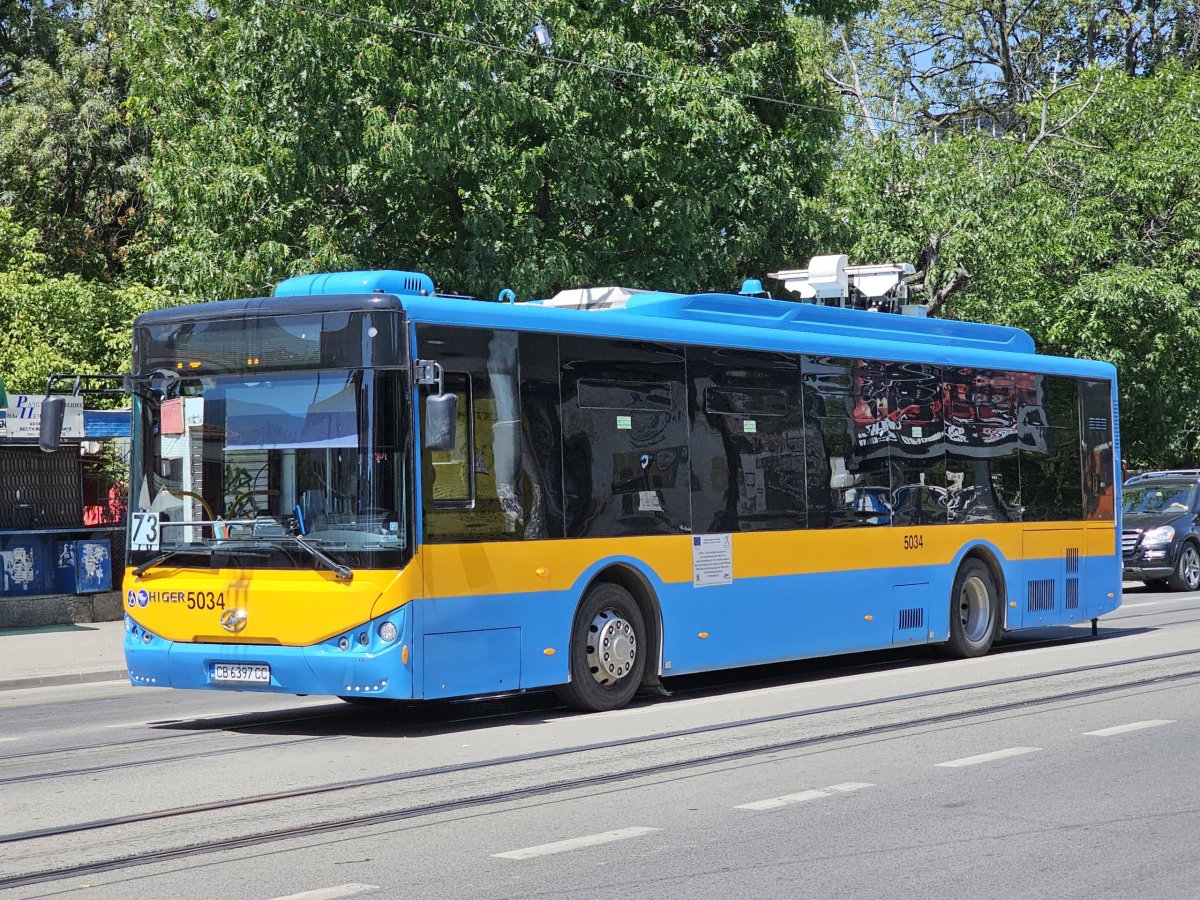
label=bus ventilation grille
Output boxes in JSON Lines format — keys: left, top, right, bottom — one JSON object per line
{"left": 1066, "top": 548, "right": 1080, "bottom": 574}
{"left": 1066, "top": 578, "right": 1080, "bottom": 610}
{"left": 898, "top": 607, "right": 924, "bottom": 630}
{"left": 1027, "top": 579, "right": 1055, "bottom": 612}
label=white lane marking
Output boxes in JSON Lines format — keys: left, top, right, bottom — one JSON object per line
{"left": 936, "top": 747, "right": 1040, "bottom": 768}
{"left": 736, "top": 781, "right": 874, "bottom": 811}
{"left": 267, "top": 884, "right": 379, "bottom": 900}
{"left": 103, "top": 721, "right": 152, "bottom": 729}
{"left": 1084, "top": 719, "right": 1175, "bottom": 736}
{"left": 494, "top": 826, "right": 660, "bottom": 860}
{"left": 0, "top": 737, "right": 18, "bottom": 743}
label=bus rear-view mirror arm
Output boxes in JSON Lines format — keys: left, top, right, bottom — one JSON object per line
{"left": 38, "top": 371, "right": 130, "bottom": 453}
{"left": 415, "top": 358, "right": 458, "bottom": 452}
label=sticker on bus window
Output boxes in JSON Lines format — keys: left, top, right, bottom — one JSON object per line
{"left": 616, "top": 415, "right": 632, "bottom": 430}
{"left": 638, "top": 491, "right": 662, "bottom": 512}
{"left": 743, "top": 419, "right": 757, "bottom": 434}
{"left": 693, "top": 533, "right": 732, "bottom": 587}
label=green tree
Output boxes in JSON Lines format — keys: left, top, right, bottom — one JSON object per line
{"left": 826, "top": 66, "right": 1200, "bottom": 466}
{"left": 0, "top": 206, "right": 165, "bottom": 392}
{"left": 0, "top": 0, "right": 147, "bottom": 278}
{"left": 130, "top": 0, "right": 860, "bottom": 300}
{"left": 832, "top": 1, "right": 1200, "bottom": 137}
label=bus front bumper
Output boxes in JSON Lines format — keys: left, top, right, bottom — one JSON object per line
{"left": 122, "top": 610, "right": 413, "bottom": 699}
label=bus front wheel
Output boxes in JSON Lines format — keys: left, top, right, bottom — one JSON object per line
{"left": 556, "top": 583, "right": 647, "bottom": 712}
{"left": 942, "top": 558, "right": 1001, "bottom": 658}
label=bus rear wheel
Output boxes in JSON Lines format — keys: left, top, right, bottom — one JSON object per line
{"left": 942, "top": 558, "right": 1001, "bottom": 658}
{"left": 556, "top": 583, "right": 646, "bottom": 712}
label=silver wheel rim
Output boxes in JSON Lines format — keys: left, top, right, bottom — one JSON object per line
{"left": 1183, "top": 546, "right": 1200, "bottom": 590}
{"left": 958, "top": 575, "right": 992, "bottom": 644}
{"left": 586, "top": 608, "right": 637, "bottom": 686}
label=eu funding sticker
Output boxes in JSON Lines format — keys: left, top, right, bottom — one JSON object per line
{"left": 692, "top": 534, "right": 732, "bottom": 588}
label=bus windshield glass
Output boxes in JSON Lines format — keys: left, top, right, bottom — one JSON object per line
{"left": 130, "top": 368, "right": 408, "bottom": 569}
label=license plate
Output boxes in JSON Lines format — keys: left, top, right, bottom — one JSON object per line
{"left": 211, "top": 663, "right": 271, "bottom": 684}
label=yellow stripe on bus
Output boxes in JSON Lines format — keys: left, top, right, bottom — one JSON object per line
{"left": 124, "top": 521, "right": 1115, "bottom": 644}
{"left": 420, "top": 521, "right": 1116, "bottom": 599}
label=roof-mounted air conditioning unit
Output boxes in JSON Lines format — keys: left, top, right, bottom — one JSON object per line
{"left": 768, "top": 255, "right": 920, "bottom": 314}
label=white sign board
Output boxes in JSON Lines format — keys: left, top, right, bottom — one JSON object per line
{"left": 130, "top": 512, "right": 161, "bottom": 552}
{"left": 0, "top": 394, "right": 84, "bottom": 441}
{"left": 692, "top": 533, "right": 733, "bottom": 587}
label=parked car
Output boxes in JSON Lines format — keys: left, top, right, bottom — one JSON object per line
{"left": 1122, "top": 470, "right": 1200, "bottom": 590}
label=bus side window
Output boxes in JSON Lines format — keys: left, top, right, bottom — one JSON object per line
{"left": 943, "top": 368, "right": 1022, "bottom": 524}
{"left": 560, "top": 336, "right": 689, "bottom": 538}
{"left": 1019, "top": 375, "right": 1084, "bottom": 522}
{"left": 802, "top": 356, "right": 891, "bottom": 528}
{"left": 417, "top": 324, "right": 553, "bottom": 543}
{"left": 688, "top": 346, "right": 805, "bottom": 533}
{"left": 1080, "top": 379, "right": 1115, "bottom": 521}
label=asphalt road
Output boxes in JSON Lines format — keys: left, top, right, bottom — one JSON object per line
{"left": 2, "top": 583, "right": 1199, "bottom": 900}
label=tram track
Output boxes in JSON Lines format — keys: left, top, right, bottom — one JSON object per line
{"left": 4, "top": 645, "right": 1200, "bottom": 891}
{"left": 0, "top": 622, "right": 1169, "bottom": 789}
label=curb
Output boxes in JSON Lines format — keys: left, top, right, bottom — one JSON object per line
{"left": 0, "top": 669, "right": 129, "bottom": 692}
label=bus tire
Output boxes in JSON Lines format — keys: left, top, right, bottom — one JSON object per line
{"left": 1167, "top": 541, "right": 1200, "bottom": 592}
{"left": 556, "top": 582, "right": 647, "bottom": 712}
{"left": 942, "top": 558, "right": 1001, "bottom": 658}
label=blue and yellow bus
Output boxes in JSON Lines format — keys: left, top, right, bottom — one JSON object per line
{"left": 121, "top": 266, "right": 1120, "bottom": 711}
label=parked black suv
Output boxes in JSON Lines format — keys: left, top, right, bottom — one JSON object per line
{"left": 1123, "top": 471, "right": 1200, "bottom": 591}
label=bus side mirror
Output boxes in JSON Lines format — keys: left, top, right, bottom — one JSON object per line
{"left": 39, "top": 396, "right": 66, "bottom": 453}
{"left": 425, "top": 391, "right": 458, "bottom": 452}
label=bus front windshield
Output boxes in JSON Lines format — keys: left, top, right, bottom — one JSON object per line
{"left": 130, "top": 368, "right": 409, "bottom": 569}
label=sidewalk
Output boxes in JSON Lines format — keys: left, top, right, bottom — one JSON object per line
{"left": 0, "top": 620, "right": 128, "bottom": 691}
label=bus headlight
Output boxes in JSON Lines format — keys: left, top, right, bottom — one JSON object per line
{"left": 1143, "top": 525, "right": 1175, "bottom": 548}
{"left": 379, "top": 622, "right": 398, "bottom": 643}
{"left": 337, "top": 636, "right": 350, "bottom": 651}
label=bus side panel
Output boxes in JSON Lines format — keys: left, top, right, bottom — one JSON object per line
{"left": 657, "top": 566, "right": 925, "bottom": 676}
{"left": 411, "top": 590, "right": 573, "bottom": 696}
{"left": 1085, "top": 521, "right": 1121, "bottom": 619}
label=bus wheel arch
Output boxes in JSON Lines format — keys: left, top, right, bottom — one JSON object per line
{"left": 942, "top": 549, "right": 1005, "bottom": 659}
{"left": 555, "top": 565, "right": 663, "bottom": 712}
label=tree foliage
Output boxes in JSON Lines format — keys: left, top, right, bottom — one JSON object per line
{"left": 833, "top": 1, "right": 1200, "bottom": 136}
{"left": 0, "top": 0, "right": 146, "bottom": 277}
{"left": 129, "top": 0, "right": 856, "bottom": 300}
{"left": 828, "top": 65, "right": 1200, "bottom": 466}
{"left": 0, "top": 206, "right": 165, "bottom": 393}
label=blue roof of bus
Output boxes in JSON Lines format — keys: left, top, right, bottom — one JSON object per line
{"left": 396, "top": 290, "right": 1113, "bottom": 380}
{"left": 150, "top": 270, "right": 1114, "bottom": 381}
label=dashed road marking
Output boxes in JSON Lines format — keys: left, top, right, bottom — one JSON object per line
{"left": 267, "top": 883, "right": 379, "bottom": 900}
{"left": 936, "top": 747, "right": 1040, "bottom": 768}
{"left": 736, "top": 781, "right": 874, "bottom": 811}
{"left": 494, "top": 826, "right": 661, "bottom": 860}
{"left": 1084, "top": 719, "right": 1175, "bottom": 736}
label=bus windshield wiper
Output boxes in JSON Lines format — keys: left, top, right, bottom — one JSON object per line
{"left": 132, "top": 546, "right": 214, "bottom": 577}
{"left": 280, "top": 534, "right": 354, "bottom": 582}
